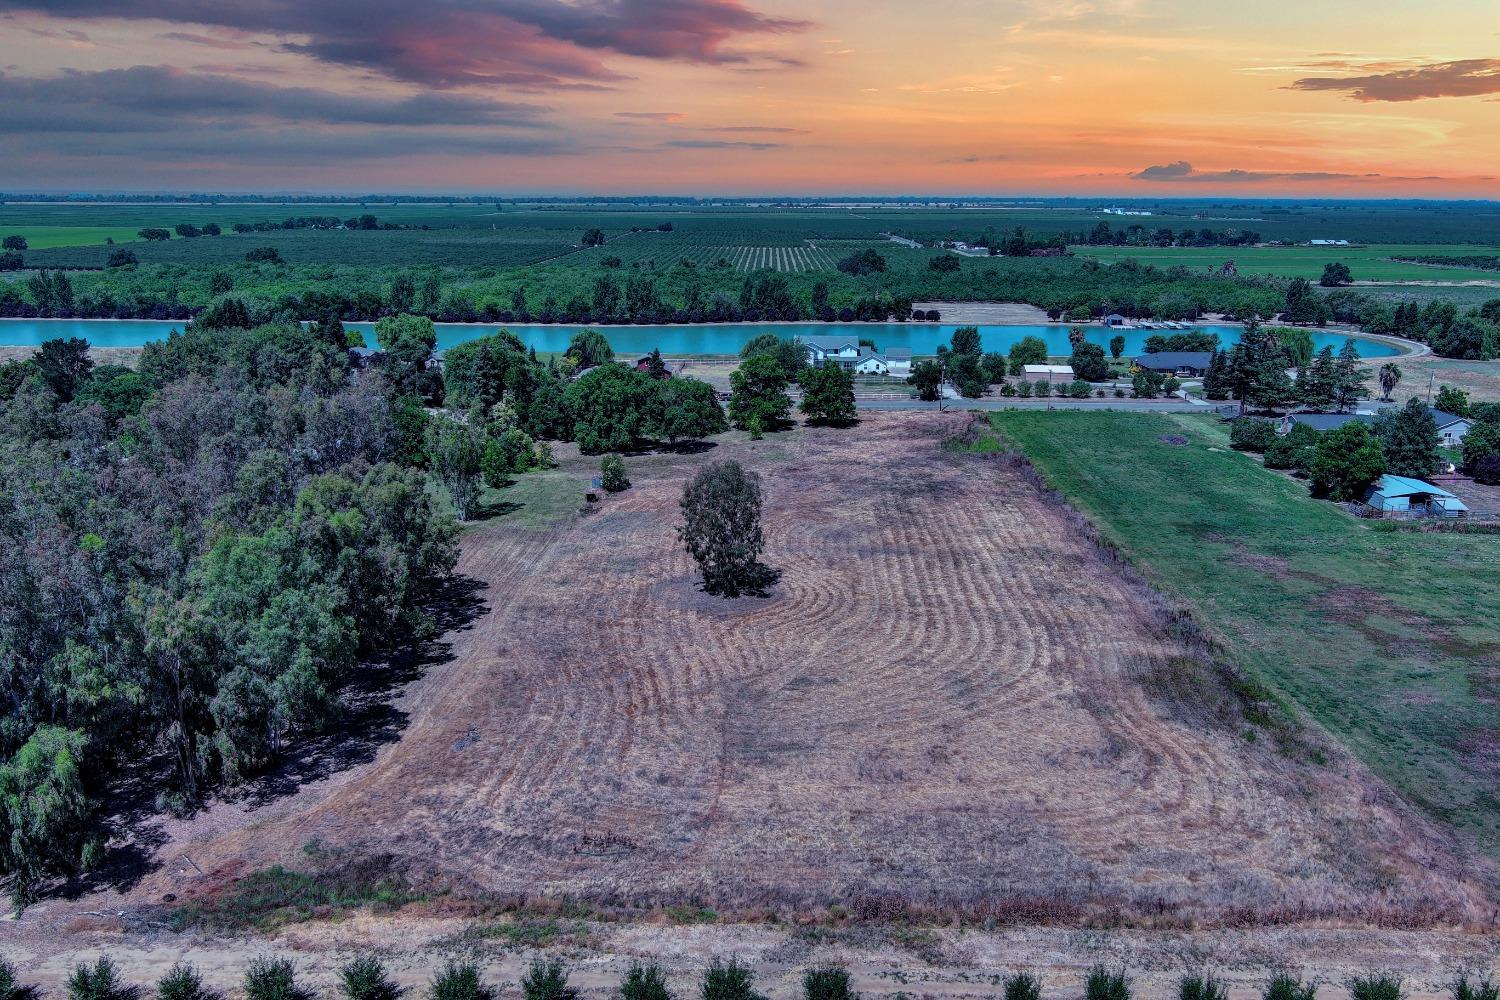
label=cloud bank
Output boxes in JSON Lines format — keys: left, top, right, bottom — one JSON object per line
{"left": 1290, "top": 58, "right": 1500, "bottom": 102}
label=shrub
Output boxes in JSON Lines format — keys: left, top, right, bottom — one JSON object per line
{"left": 601, "top": 453, "right": 630, "bottom": 492}
{"left": 67, "top": 958, "right": 141, "bottom": 1000}
{"left": 158, "top": 964, "right": 221, "bottom": 1000}
{"left": 803, "top": 968, "right": 853, "bottom": 1000}
{"left": 245, "top": 247, "right": 284, "bottom": 263}
{"left": 702, "top": 959, "right": 763, "bottom": 1000}
{"left": 1002, "top": 973, "right": 1040, "bottom": 1000}
{"left": 429, "top": 963, "right": 493, "bottom": 1000}
{"left": 1264, "top": 974, "right": 1317, "bottom": 1000}
{"left": 1452, "top": 975, "right": 1499, "bottom": 1000}
{"left": 1068, "top": 380, "right": 1092, "bottom": 399}
{"left": 1474, "top": 453, "right": 1500, "bottom": 485}
{"left": 1113, "top": 388, "right": 1125, "bottom": 398}
{"left": 1265, "top": 421, "right": 1320, "bottom": 473}
{"left": 0, "top": 960, "right": 39, "bottom": 1000}
{"left": 1180, "top": 974, "right": 1228, "bottom": 1000}
{"left": 1349, "top": 977, "right": 1404, "bottom": 1000}
{"left": 1085, "top": 966, "right": 1131, "bottom": 1000}
{"left": 340, "top": 957, "right": 404, "bottom": 1000}
{"left": 520, "top": 959, "right": 577, "bottom": 1000}
{"left": 1229, "top": 417, "right": 1277, "bottom": 453}
{"left": 244, "top": 958, "right": 315, "bottom": 1000}
{"left": 619, "top": 963, "right": 673, "bottom": 1000}
{"left": 1033, "top": 380, "right": 1052, "bottom": 397}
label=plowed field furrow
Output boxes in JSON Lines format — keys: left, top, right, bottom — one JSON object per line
{"left": 132, "top": 412, "right": 1484, "bottom": 920}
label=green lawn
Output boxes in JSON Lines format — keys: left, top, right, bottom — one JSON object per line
{"left": 0, "top": 225, "right": 145, "bottom": 249}
{"left": 1073, "top": 243, "right": 1500, "bottom": 282}
{"left": 989, "top": 410, "right": 1500, "bottom": 854}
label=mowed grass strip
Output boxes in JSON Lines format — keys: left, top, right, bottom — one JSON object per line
{"left": 990, "top": 410, "right": 1500, "bottom": 853}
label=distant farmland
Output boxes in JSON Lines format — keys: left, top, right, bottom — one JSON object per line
{"left": 1074, "top": 243, "right": 1500, "bottom": 282}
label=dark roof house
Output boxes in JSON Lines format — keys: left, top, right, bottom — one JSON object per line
{"left": 1133, "top": 351, "right": 1214, "bottom": 375}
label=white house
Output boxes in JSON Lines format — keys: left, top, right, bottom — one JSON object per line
{"left": 802, "top": 336, "right": 911, "bottom": 377}
{"left": 853, "top": 347, "right": 912, "bottom": 377}
{"left": 801, "top": 335, "right": 862, "bottom": 367}
{"left": 1431, "top": 409, "right": 1472, "bottom": 445}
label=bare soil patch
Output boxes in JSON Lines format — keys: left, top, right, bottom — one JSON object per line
{"left": 911, "top": 301, "right": 1051, "bottom": 324}
{"left": 45, "top": 411, "right": 1481, "bottom": 934}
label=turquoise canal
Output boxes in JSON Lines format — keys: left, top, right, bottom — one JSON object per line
{"left": 0, "top": 319, "right": 1402, "bottom": 358}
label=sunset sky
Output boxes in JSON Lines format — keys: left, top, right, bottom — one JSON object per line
{"left": 2, "top": 0, "right": 1499, "bottom": 195}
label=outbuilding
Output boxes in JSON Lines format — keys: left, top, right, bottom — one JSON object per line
{"left": 1022, "top": 364, "right": 1075, "bottom": 384}
{"left": 1362, "top": 475, "right": 1468, "bottom": 518}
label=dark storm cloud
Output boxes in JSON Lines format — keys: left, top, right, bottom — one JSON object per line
{"left": 0, "top": 66, "right": 550, "bottom": 131}
{"left": 1290, "top": 58, "right": 1500, "bottom": 101}
{"left": 0, "top": 0, "right": 811, "bottom": 88}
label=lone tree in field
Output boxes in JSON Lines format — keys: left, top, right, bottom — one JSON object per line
{"left": 799, "top": 363, "right": 857, "bottom": 425}
{"left": 679, "top": 461, "right": 776, "bottom": 597}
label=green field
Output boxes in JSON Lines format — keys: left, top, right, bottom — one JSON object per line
{"left": 989, "top": 410, "right": 1500, "bottom": 854}
{"left": 1074, "top": 243, "right": 1500, "bottom": 282}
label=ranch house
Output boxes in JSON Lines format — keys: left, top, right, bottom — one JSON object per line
{"left": 1133, "top": 351, "right": 1214, "bottom": 377}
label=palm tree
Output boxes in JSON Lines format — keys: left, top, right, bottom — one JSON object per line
{"left": 1378, "top": 362, "right": 1402, "bottom": 401}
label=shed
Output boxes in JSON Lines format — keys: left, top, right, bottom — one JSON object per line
{"left": 1022, "top": 364, "right": 1075, "bottom": 384}
{"left": 1104, "top": 313, "right": 1126, "bottom": 326}
{"left": 1362, "top": 475, "right": 1468, "bottom": 518}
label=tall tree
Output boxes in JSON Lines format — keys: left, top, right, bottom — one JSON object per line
{"left": 727, "top": 355, "right": 792, "bottom": 433}
{"left": 33, "top": 337, "right": 93, "bottom": 402}
{"left": 1331, "top": 338, "right": 1369, "bottom": 413}
{"left": 679, "top": 462, "right": 773, "bottom": 597}
{"left": 1309, "top": 423, "right": 1387, "bottom": 501}
{"left": 1373, "top": 398, "right": 1440, "bottom": 479}
{"left": 799, "top": 363, "right": 857, "bottom": 425}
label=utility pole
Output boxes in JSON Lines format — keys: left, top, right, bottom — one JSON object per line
{"left": 1427, "top": 369, "right": 1435, "bottom": 405}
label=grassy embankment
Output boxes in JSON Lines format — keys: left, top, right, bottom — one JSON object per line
{"left": 989, "top": 410, "right": 1500, "bottom": 855}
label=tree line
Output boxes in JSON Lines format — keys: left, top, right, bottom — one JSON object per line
{"left": 0, "top": 321, "right": 465, "bottom": 909}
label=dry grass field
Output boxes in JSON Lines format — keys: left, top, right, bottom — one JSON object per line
{"left": 64, "top": 411, "right": 1484, "bottom": 934}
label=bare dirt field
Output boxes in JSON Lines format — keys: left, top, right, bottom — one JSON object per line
{"left": 6, "top": 412, "right": 1495, "bottom": 982}
{"left": 1376, "top": 356, "right": 1500, "bottom": 405}
{"left": 911, "top": 302, "right": 1051, "bottom": 324}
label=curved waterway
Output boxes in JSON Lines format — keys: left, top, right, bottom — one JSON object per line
{"left": 0, "top": 318, "right": 1402, "bottom": 358}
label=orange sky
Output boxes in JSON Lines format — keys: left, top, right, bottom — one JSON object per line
{"left": 1, "top": 0, "right": 1498, "bottom": 194}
